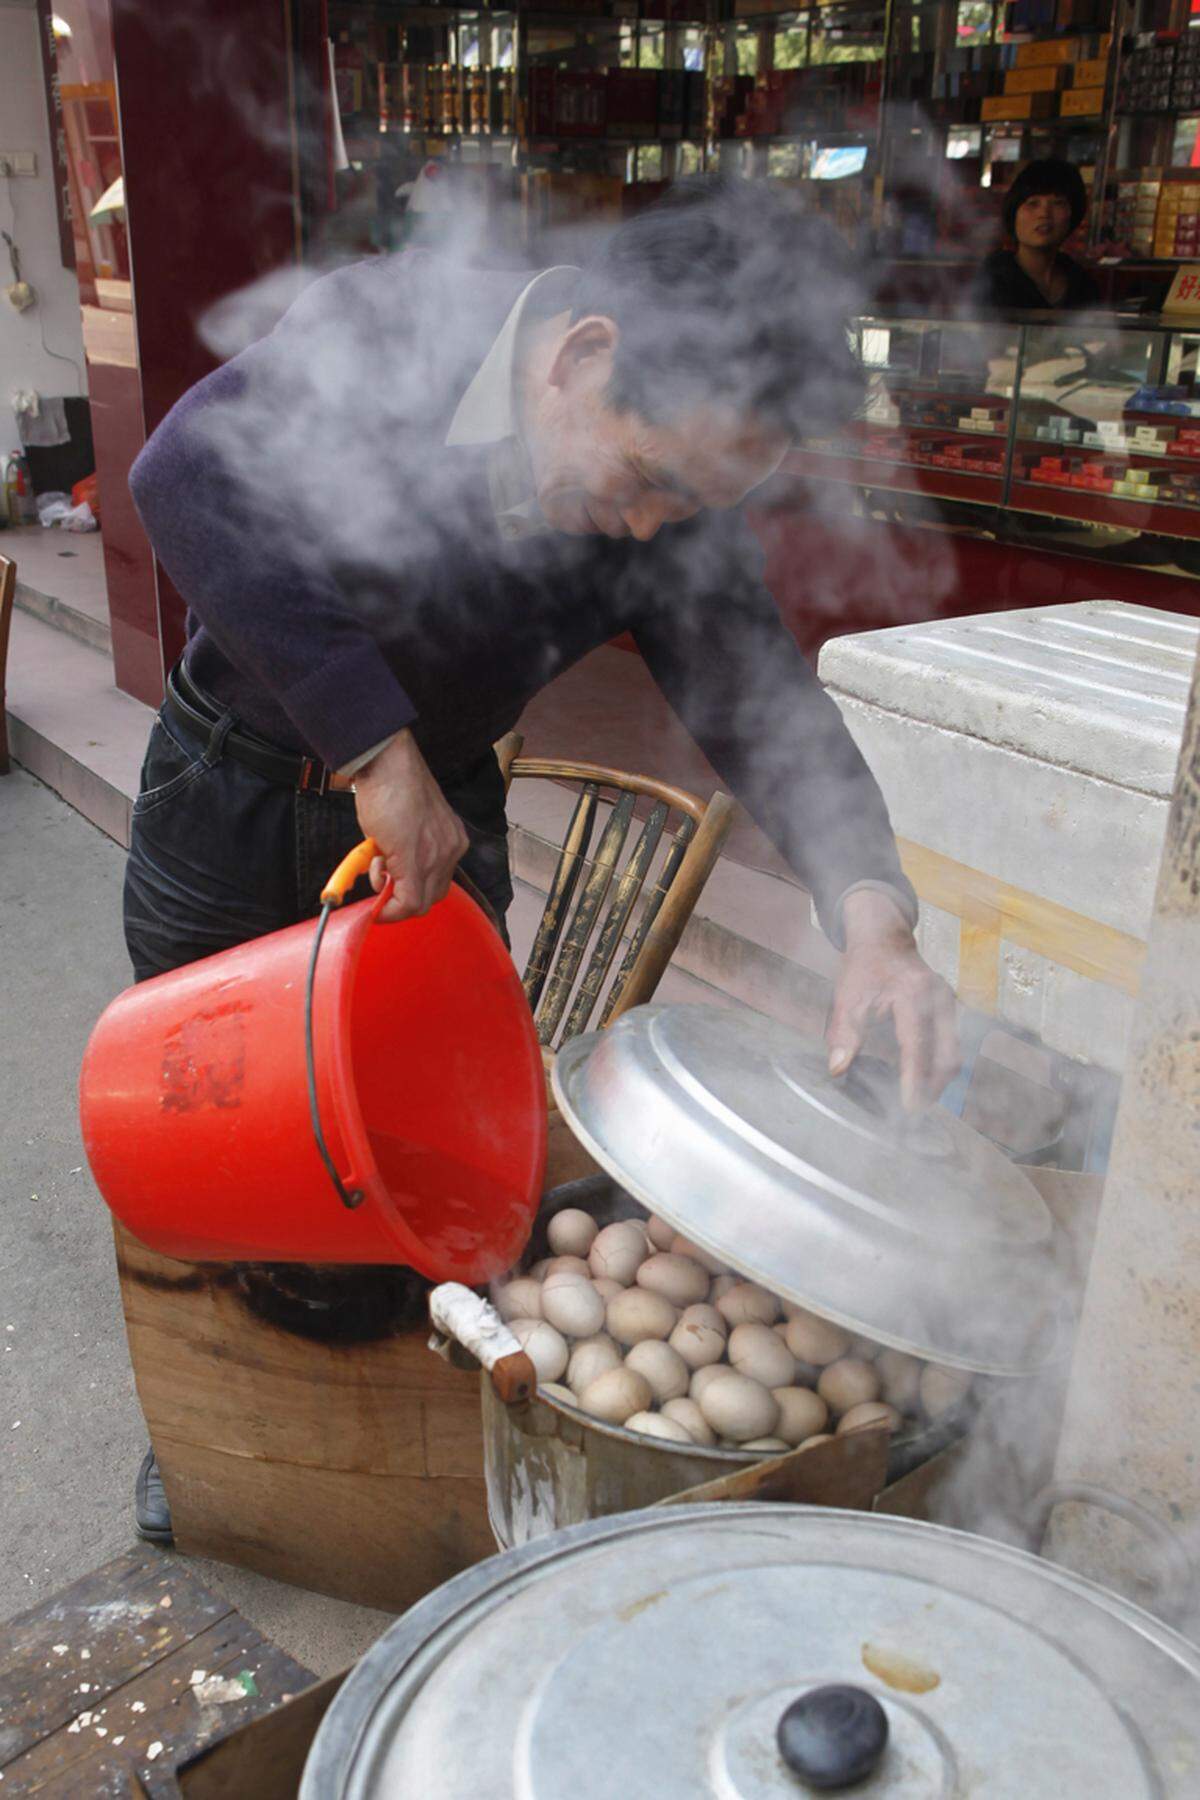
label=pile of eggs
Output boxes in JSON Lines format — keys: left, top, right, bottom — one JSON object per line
{"left": 493, "top": 1210, "right": 974, "bottom": 1454}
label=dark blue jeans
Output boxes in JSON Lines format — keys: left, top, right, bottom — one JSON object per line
{"left": 123, "top": 702, "right": 513, "bottom": 984}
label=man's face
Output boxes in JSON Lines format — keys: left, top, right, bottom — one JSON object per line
{"left": 1015, "top": 190, "right": 1074, "bottom": 252}
{"left": 526, "top": 316, "right": 789, "bottom": 541}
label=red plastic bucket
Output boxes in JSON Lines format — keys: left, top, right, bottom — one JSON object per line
{"left": 79, "top": 884, "right": 546, "bottom": 1282}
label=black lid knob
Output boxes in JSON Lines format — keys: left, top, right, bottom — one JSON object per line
{"left": 777, "top": 1685, "right": 889, "bottom": 1790}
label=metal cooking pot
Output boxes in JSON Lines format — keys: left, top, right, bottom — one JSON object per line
{"left": 301, "top": 1502, "right": 1200, "bottom": 1798}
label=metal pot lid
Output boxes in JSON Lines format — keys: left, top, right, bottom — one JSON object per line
{"left": 551, "top": 1005, "right": 1068, "bottom": 1376}
{"left": 302, "top": 1503, "right": 1200, "bottom": 1799}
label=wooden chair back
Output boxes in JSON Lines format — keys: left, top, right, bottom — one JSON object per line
{"left": 502, "top": 745, "right": 735, "bottom": 1052}
{"left": 0, "top": 554, "right": 16, "bottom": 776}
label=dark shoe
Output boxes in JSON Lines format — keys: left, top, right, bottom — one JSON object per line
{"left": 134, "top": 1447, "right": 174, "bottom": 1547}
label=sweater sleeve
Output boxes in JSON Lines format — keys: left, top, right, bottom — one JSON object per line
{"left": 627, "top": 512, "right": 917, "bottom": 947}
{"left": 129, "top": 259, "right": 426, "bottom": 769}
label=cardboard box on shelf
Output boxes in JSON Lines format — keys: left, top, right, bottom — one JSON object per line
{"left": 1015, "top": 38, "right": 1081, "bottom": 67}
{"left": 1004, "top": 66, "right": 1068, "bottom": 93}
{"left": 1073, "top": 56, "right": 1108, "bottom": 86}
{"left": 982, "top": 91, "right": 1057, "bottom": 120}
{"left": 1060, "top": 85, "right": 1106, "bottom": 115}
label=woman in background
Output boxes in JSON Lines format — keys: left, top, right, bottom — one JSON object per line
{"left": 978, "top": 158, "right": 1101, "bottom": 311}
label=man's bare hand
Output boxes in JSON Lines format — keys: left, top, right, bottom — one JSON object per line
{"left": 827, "top": 889, "right": 960, "bottom": 1112}
{"left": 353, "top": 730, "right": 468, "bottom": 922}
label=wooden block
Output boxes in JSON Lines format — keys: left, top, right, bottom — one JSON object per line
{"left": 113, "top": 1224, "right": 495, "bottom": 1612}
{"left": 176, "top": 1674, "right": 344, "bottom": 1797}
{"left": 0, "top": 1553, "right": 312, "bottom": 1799}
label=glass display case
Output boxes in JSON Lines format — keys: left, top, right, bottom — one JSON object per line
{"left": 789, "top": 311, "right": 1200, "bottom": 572}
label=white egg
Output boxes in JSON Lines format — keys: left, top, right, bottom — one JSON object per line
{"left": 578, "top": 1366, "right": 652, "bottom": 1425}
{"left": 539, "top": 1381, "right": 577, "bottom": 1407}
{"left": 540, "top": 1275, "right": 607, "bottom": 1339}
{"left": 667, "top": 1232, "right": 728, "bottom": 1276}
{"left": 646, "top": 1214, "right": 676, "bottom": 1251}
{"left": 783, "top": 1309, "right": 852, "bottom": 1367}
{"left": 589, "top": 1221, "right": 650, "bottom": 1286}
{"left": 708, "top": 1274, "right": 739, "bottom": 1305}
{"left": 606, "top": 1288, "right": 678, "bottom": 1347}
{"left": 662, "top": 1397, "right": 715, "bottom": 1446}
{"left": 837, "top": 1401, "right": 902, "bottom": 1437}
{"left": 920, "top": 1363, "right": 973, "bottom": 1419}
{"left": 697, "top": 1370, "right": 780, "bottom": 1443}
{"left": 567, "top": 1333, "right": 622, "bottom": 1394}
{"left": 625, "top": 1339, "right": 690, "bottom": 1403}
{"left": 772, "top": 1386, "right": 830, "bottom": 1446}
{"left": 876, "top": 1348, "right": 923, "bottom": 1411}
{"left": 508, "top": 1318, "right": 568, "bottom": 1383}
{"left": 668, "top": 1304, "right": 728, "bottom": 1370}
{"left": 690, "top": 1363, "right": 729, "bottom": 1403}
{"left": 528, "top": 1259, "right": 553, "bottom": 1282}
{"left": 849, "top": 1334, "right": 881, "bottom": 1360}
{"left": 817, "top": 1359, "right": 882, "bottom": 1416}
{"left": 494, "top": 1277, "right": 543, "bottom": 1322}
{"left": 715, "top": 1282, "right": 780, "bottom": 1328}
{"left": 543, "top": 1254, "right": 592, "bottom": 1280}
{"left": 624, "top": 1410, "right": 694, "bottom": 1444}
{"left": 798, "top": 1433, "right": 834, "bottom": 1450}
{"left": 728, "top": 1322, "right": 797, "bottom": 1389}
{"left": 637, "top": 1253, "right": 710, "bottom": 1308}
{"left": 591, "top": 1276, "right": 624, "bottom": 1302}
{"left": 741, "top": 1436, "right": 790, "bottom": 1453}
{"left": 547, "top": 1209, "right": 599, "bottom": 1258}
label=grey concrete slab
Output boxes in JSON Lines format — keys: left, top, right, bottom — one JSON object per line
{"left": 0, "top": 767, "right": 393, "bottom": 1677}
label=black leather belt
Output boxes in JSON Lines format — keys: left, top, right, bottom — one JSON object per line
{"left": 165, "top": 661, "right": 353, "bottom": 794}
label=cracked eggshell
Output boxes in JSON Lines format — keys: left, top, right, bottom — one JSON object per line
{"left": 817, "top": 1359, "right": 882, "bottom": 1416}
{"left": 578, "top": 1366, "right": 652, "bottom": 1425}
{"left": 589, "top": 1222, "right": 650, "bottom": 1286}
{"left": 606, "top": 1288, "right": 678, "bottom": 1347}
{"left": 624, "top": 1339, "right": 690, "bottom": 1403}
{"left": 546, "top": 1209, "right": 599, "bottom": 1258}
{"left": 662, "top": 1397, "right": 715, "bottom": 1446}
{"left": 669, "top": 1304, "right": 728, "bottom": 1370}
{"left": 494, "top": 1278, "right": 543, "bottom": 1322}
{"left": 544, "top": 1255, "right": 592, "bottom": 1280}
{"left": 772, "top": 1386, "right": 830, "bottom": 1446}
{"left": 783, "top": 1310, "right": 852, "bottom": 1367}
{"left": 625, "top": 1410, "right": 694, "bottom": 1444}
{"left": 697, "top": 1370, "right": 780, "bottom": 1443}
{"left": 646, "top": 1215, "right": 676, "bottom": 1251}
{"left": 540, "top": 1274, "right": 607, "bottom": 1339}
{"left": 837, "top": 1401, "right": 902, "bottom": 1437}
{"left": 508, "top": 1318, "right": 568, "bottom": 1384}
{"left": 637, "top": 1253, "right": 710, "bottom": 1308}
{"left": 728, "top": 1322, "right": 797, "bottom": 1389}
{"left": 591, "top": 1276, "right": 624, "bottom": 1302}
{"left": 715, "top": 1282, "right": 780, "bottom": 1328}
{"left": 920, "top": 1363, "right": 973, "bottom": 1420}
{"left": 876, "top": 1348, "right": 923, "bottom": 1411}
{"left": 567, "top": 1334, "right": 623, "bottom": 1394}
{"left": 668, "top": 1233, "right": 728, "bottom": 1276}
{"left": 709, "top": 1274, "right": 739, "bottom": 1305}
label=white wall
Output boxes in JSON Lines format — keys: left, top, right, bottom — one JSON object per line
{"left": 0, "top": 0, "right": 86, "bottom": 460}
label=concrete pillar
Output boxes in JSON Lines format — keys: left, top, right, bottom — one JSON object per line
{"left": 1047, "top": 642, "right": 1200, "bottom": 1623}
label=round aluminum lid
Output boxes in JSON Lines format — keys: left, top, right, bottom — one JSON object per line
{"left": 551, "top": 1005, "right": 1068, "bottom": 1375}
{"left": 302, "top": 1504, "right": 1200, "bottom": 1799}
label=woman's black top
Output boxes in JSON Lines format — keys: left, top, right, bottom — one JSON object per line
{"left": 977, "top": 248, "right": 1101, "bottom": 313}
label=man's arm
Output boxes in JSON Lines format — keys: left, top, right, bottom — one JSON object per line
{"left": 629, "top": 511, "right": 958, "bottom": 1106}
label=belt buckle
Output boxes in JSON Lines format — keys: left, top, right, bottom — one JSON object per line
{"left": 299, "top": 756, "right": 332, "bottom": 797}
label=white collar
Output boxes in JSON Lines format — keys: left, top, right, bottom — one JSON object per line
{"left": 444, "top": 265, "right": 579, "bottom": 448}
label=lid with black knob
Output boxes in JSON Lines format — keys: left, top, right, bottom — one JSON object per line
{"left": 301, "top": 1503, "right": 1200, "bottom": 1798}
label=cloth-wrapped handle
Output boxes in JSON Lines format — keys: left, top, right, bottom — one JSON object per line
{"left": 429, "top": 1283, "right": 537, "bottom": 1403}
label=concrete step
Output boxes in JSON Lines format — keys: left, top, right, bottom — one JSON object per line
{"left": 5, "top": 605, "right": 150, "bottom": 847}
{"left": 14, "top": 575, "right": 112, "bottom": 657}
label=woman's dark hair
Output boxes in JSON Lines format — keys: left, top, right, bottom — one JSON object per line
{"left": 571, "top": 176, "right": 864, "bottom": 437}
{"left": 1003, "top": 158, "right": 1089, "bottom": 238}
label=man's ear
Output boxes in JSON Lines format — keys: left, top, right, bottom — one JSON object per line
{"left": 547, "top": 315, "right": 619, "bottom": 391}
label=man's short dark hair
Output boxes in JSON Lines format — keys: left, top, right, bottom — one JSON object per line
{"left": 571, "top": 177, "right": 864, "bottom": 439}
{"left": 1003, "top": 158, "right": 1089, "bottom": 238}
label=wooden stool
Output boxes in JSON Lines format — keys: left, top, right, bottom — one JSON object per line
{"left": 0, "top": 1549, "right": 313, "bottom": 1797}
